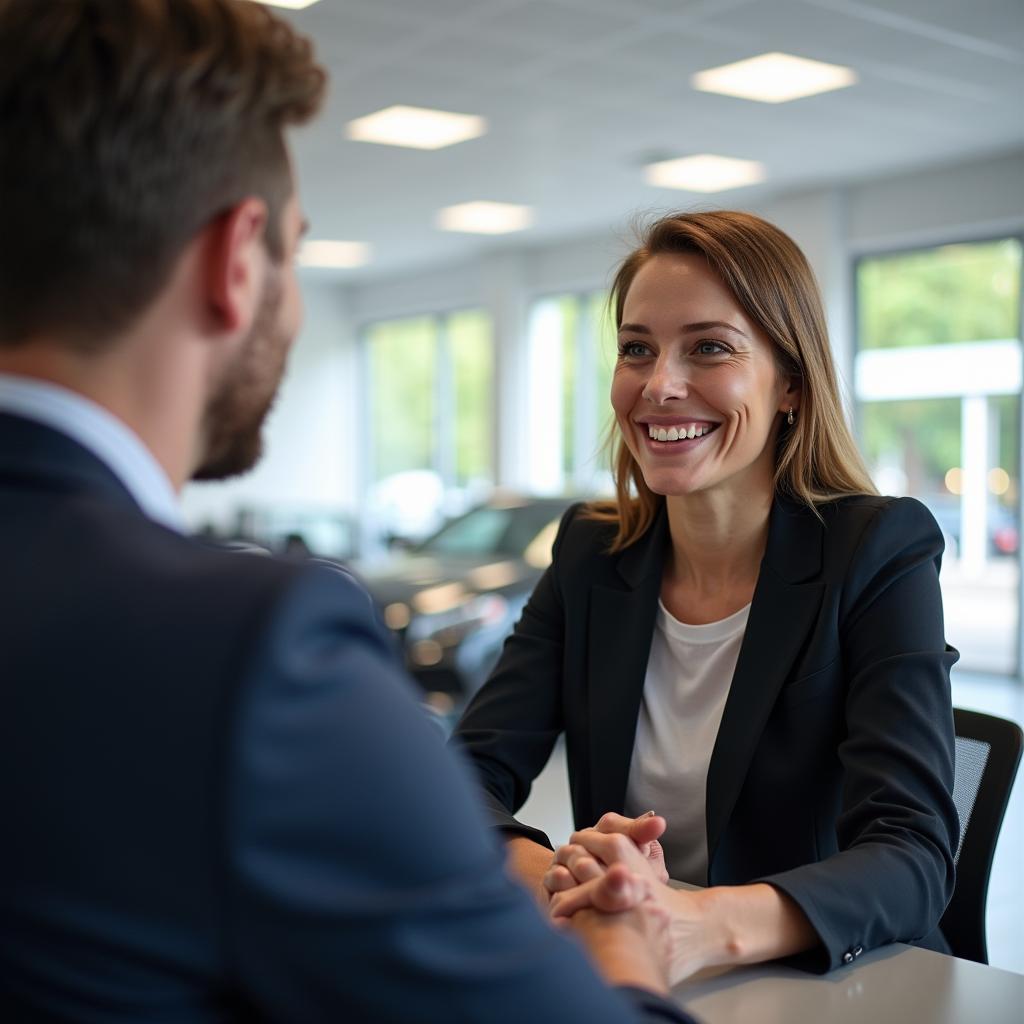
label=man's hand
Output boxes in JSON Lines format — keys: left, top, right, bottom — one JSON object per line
{"left": 563, "top": 866, "right": 673, "bottom": 994}
{"left": 548, "top": 828, "right": 662, "bottom": 919}
{"left": 543, "top": 811, "right": 669, "bottom": 901}
{"left": 505, "top": 836, "right": 557, "bottom": 907}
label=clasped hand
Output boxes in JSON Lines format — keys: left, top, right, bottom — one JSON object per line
{"left": 544, "top": 811, "right": 669, "bottom": 912}
{"left": 545, "top": 812, "right": 710, "bottom": 984}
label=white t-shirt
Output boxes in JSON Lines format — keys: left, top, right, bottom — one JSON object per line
{"left": 623, "top": 599, "right": 750, "bottom": 886}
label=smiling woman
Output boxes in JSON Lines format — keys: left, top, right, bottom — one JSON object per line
{"left": 453, "top": 210, "right": 961, "bottom": 982}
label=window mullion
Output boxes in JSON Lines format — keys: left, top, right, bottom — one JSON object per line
{"left": 574, "top": 294, "right": 597, "bottom": 490}
{"left": 436, "top": 315, "right": 454, "bottom": 490}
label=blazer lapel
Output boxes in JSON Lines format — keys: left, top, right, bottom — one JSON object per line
{"left": 705, "top": 498, "right": 825, "bottom": 864}
{"left": 586, "top": 506, "right": 668, "bottom": 819}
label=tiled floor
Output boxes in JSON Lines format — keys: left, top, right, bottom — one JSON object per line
{"left": 518, "top": 669, "right": 1024, "bottom": 974}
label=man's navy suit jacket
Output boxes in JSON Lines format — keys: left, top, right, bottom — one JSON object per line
{"left": 0, "top": 412, "right": 691, "bottom": 1024}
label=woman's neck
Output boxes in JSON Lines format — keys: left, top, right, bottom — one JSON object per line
{"left": 661, "top": 488, "right": 774, "bottom": 624}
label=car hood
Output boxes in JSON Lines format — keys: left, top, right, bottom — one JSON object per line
{"left": 352, "top": 553, "right": 532, "bottom": 607}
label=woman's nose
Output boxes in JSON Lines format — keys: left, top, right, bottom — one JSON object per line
{"left": 641, "top": 355, "right": 689, "bottom": 405}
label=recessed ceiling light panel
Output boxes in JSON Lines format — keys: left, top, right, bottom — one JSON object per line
{"left": 298, "top": 240, "right": 370, "bottom": 269}
{"left": 644, "top": 154, "right": 766, "bottom": 193}
{"left": 346, "top": 105, "right": 487, "bottom": 150}
{"left": 254, "top": 0, "right": 324, "bottom": 10}
{"left": 693, "top": 52, "right": 857, "bottom": 103}
{"left": 436, "top": 201, "right": 533, "bottom": 235}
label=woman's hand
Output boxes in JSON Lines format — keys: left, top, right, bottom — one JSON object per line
{"left": 542, "top": 811, "right": 669, "bottom": 901}
{"left": 549, "top": 828, "right": 717, "bottom": 984}
{"left": 551, "top": 826, "right": 820, "bottom": 982}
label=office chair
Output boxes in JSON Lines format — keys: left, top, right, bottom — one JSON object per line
{"left": 939, "top": 707, "right": 1023, "bottom": 964}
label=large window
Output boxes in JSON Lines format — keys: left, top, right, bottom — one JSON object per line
{"left": 526, "top": 290, "right": 616, "bottom": 494}
{"left": 855, "top": 239, "right": 1023, "bottom": 675}
{"left": 364, "top": 310, "right": 494, "bottom": 544}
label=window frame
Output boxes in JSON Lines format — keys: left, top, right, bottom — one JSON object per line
{"left": 851, "top": 232, "right": 1024, "bottom": 681}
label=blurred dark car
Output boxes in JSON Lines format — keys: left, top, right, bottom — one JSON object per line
{"left": 355, "top": 496, "right": 574, "bottom": 708}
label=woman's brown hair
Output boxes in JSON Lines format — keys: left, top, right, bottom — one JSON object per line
{"left": 586, "top": 210, "right": 876, "bottom": 551}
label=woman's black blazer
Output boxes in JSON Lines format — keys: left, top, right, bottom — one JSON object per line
{"left": 453, "top": 494, "right": 959, "bottom": 972}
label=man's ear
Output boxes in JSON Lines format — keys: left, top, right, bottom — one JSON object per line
{"left": 203, "top": 197, "right": 269, "bottom": 335}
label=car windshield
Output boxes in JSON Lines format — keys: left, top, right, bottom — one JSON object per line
{"left": 418, "top": 503, "right": 562, "bottom": 558}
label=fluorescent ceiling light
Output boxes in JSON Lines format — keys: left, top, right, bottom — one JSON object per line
{"left": 437, "top": 201, "right": 533, "bottom": 235}
{"left": 254, "top": 0, "right": 323, "bottom": 9}
{"left": 298, "top": 240, "right": 370, "bottom": 269}
{"left": 346, "top": 105, "right": 487, "bottom": 150}
{"left": 644, "top": 154, "right": 765, "bottom": 193}
{"left": 693, "top": 52, "right": 857, "bottom": 103}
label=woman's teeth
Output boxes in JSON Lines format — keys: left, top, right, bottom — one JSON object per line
{"left": 648, "top": 424, "right": 712, "bottom": 442}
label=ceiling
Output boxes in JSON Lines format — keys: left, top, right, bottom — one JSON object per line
{"left": 277, "top": 0, "right": 1024, "bottom": 283}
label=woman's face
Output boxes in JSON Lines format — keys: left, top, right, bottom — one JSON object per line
{"left": 611, "top": 252, "right": 796, "bottom": 501}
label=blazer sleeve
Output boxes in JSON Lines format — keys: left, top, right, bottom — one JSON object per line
{"left": 449, "top": 504, "right": 583, "bottom": 849}
{"left": 225, "top": 562, "right": 693, "bottom": 1024}
{"left": 760, "top": 497, "right": 959, "bottom": 972}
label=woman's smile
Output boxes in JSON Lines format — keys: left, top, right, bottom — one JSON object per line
{"left": 636, "top": 419, "right": 721, "bottom": 451}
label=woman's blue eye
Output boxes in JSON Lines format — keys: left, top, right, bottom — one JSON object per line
{"left": 618, "top": 341, "right": 650, "bottom": 357}
{"left": 696, "top": 340, "right": 728, "bottom": 355}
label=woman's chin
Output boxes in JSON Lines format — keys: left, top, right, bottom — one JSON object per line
{"left": 641, "top": 470, "right": 708, "bottom": 498}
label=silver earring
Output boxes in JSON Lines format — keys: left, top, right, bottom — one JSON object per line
{"left": 787, "top": 407, "right": 795, "bottom": 426}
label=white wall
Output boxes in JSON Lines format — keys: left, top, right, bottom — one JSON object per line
{"left": 181, "top": 278, "right": 359, "bottom": 532}
{"left": 847, "top": 149, "right": 1024, "bottom": 252}
{"left": 184, "top": 147, "right": 1024, "bottom": 528}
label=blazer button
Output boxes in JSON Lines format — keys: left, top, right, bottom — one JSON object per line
{"left": 854, "top": 946, "right": 864, "bottom": 957}
{"left": 842, "top": 951, "right": 854, "bottom": 964}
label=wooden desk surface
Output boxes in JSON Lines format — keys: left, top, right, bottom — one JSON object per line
{"left": 673, "top": 943, "right": 1024, "bottom": 1024}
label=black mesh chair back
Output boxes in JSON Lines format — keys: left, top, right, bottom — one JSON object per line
{"left": 939, "top": 707, "right": 1022, "bottom": 964}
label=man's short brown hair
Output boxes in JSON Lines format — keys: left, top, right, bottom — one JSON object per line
{"left": 0, "top": 0, "right": 326, "bottom": 348}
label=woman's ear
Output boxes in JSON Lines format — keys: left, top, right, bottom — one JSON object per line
{"left": 202, "top": 197, "right": 269, "bottom": 335}
{"left": 781, "top": 374, "right": 802, "bottom": 413}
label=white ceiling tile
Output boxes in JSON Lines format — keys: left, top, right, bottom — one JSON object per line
{"left": 409, "top": 28, "right": 547, "bottom": 81}
{"left": 546, "top": 0, "right": 719, "bottom": 14}
{"left": 695, "top": 0, "right": 910, "bottom": 63}
{"left": 474, "top": 0, "right": 638, "bottom": 50}
{"left": 810, "top": 0, "right": 1024, "bottom": 56}
{"left": 599, "top": 28, "right": 771, "bottom": 80}
{"left": 299, "top": 0, "right": 503, "bottom": 30}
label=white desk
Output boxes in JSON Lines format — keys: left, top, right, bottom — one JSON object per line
{"left": 672, "top": 944, "right": 1024, "bottom": 1024}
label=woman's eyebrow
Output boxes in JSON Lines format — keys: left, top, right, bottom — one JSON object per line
{"left": 682, "top": 320, "right": 747, "bottom": 337}
{"left": 618, "top": 320, "right": 747, "bottom": 336}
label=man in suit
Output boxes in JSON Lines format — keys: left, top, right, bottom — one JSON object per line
{"left": 0, "top": 2, "right": 694, "bottom": 1021}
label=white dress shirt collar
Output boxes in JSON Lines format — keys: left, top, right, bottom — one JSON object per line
{"left": 0, "top": 373, "right": 185, "bottom": 533}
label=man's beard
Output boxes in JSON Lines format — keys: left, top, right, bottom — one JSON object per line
{"left": 192, "top": 271, "right": 290, "bottom": 482}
